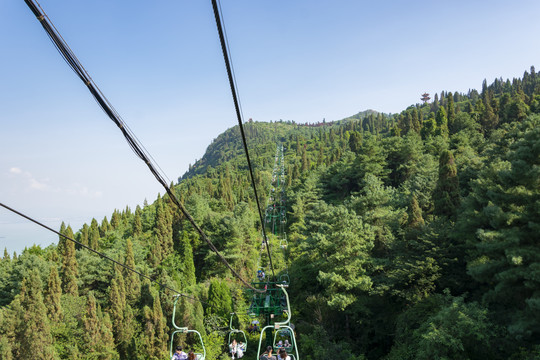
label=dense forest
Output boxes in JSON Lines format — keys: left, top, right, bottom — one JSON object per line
{"left": 1, "top": 66, "right": 540, "bottom": 359}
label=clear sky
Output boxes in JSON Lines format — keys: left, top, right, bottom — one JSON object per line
{"left": 2, "top": 0, "right": 540, "bottom": 254}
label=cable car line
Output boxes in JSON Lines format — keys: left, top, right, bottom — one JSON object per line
{"left": 22, "top": 0, "right": 264, "bottom": 294}
{"left": 210, "top": 0, "right": 276, "bottom": 280}
{"left": 0, "top": 201, "right": 208, "bottom": 305}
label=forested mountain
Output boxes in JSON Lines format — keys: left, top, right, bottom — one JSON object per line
{"left": 1, "top": 66, "right": 540, "bottom": 359}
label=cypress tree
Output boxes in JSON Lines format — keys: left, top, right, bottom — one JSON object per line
{"left": 80, "top": 223, "right": 89, "bottom": 247}
{"left": 0, "top": 337, "right": 12, "bottom": 360}
{"left": 301, "top": 146, "right": 309, "bottom": 172}
{"left": 89, "top": 227, "right": 100, "bottom": 250}
{"left": 124, "top": 239, "right": 141, "bottom": 304}
{"left": 84, "top": 293, "right": 118, "bottom": 359}
{"left": 447, "top": 92, "right": 456, "bottom": 133}
{"left": 110, "top": 210, "right": 120, "bottom": 229}
{"left": 206, "top": 279, "right": 232, "bottom": 318}
{"left": 155, "top": 196, "right": 173, "bottom": 257}
{"left": 411, "top": 108, "right": 421, "bottom": 133}
{"left": 435, "top": 107, "right": 449, "bottom": 138}
{"left": 90, "top": 218, "right": 100, "bottom": 250}
{"left": 133, "top": 206, "right": 143, "bottom": 236}
{"left": 100, "top": 311, "right": 117, "bottom": 360}
{"left": 83, "top": 292, "right": 101, "bottom": 353}
{"left": 480, "top": 91, "right": 498, "bottom": 132}
{"left": 179, "top": 231, "right": 196, "bottom": 287}
{"left": 434, "top": 150, "right": 460, "bottom": 218}
{"left": 44, "top": 266, "right": 62, "bottom": 322}
{"left": 16, "top": 270, "right": 55, "bottom": 359}
{"left": 109, "top": 276, "right": 125, "bottom": 343}
{"left": 100, "top": 216, "right": 110, "bottom": 237}
{"left": 61, "top": 226, "right": 78, "bottom": 296}
{"left": 57, "top": 221, "right": 67, "bottom": 256}
{"left": 3, "top": 247, "right": 10, "bottom": 260}
{"left": 408, "top": 194, "right": 425, "bottom": 228}
{"left": 152, "top": 295, "right": 168, "bottom": 358}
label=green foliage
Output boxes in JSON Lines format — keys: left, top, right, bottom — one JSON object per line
{"left": 206, "top": 279, "right": 232, "bottom": 319}
{"left": 3, "top": 68, "right": 540, "bottom": 359}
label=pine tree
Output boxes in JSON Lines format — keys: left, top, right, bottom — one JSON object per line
{"left": 61, "top": 226, "right": 78, "bottom": 296}
{"left": 3, "top": 247, "right": 10, "bottom": 260}
{"left": 463, "top": 117, "right": 540, "bottom": 339}
{"left": 433, "top": 150, "right": 460, "bottom": 218}
{"left": 15, "top": 270, "right": 56, "bottom": 359}
{"left": 44, "top": 266, "right": 62, "bottom": 322}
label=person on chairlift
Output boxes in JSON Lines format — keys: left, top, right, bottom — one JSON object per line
{"left": 172, "top": 346, "right": 188, "bottom": 360}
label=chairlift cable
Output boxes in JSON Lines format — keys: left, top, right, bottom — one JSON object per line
{"left": 22, "top": 0, "right": 263, "bottom": 294}
{"left": 0, "top": 202, "right": 207, "bottom": 304}
{"left": 211, "top": 0, "right": 276, "bottom": 279}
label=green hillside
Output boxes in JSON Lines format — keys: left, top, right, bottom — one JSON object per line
{"left": 2, "top": 66, "right": 540, "bottom": 359}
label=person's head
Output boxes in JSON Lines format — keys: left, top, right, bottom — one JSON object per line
{"left": 279, "top": 348, "right": 288, "bottom": 358}
{"left": 266, "top": 345, "right": 273, "bottom": 354}
{"left": 232, "top": 339, "right": 237, "bottom": 345}
{"left": 188, "top": 351, "right": 195, "bottom": 360}
{"left": 175, "top": 346, "right": 183, "bottom": 353}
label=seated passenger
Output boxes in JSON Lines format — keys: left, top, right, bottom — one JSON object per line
{"left": 230, "top": 339, "right": 238, "bottom": 359}
{"left": 237, "top": 341, "right": 245, "bottom": 358}
{"left": 283, "top": 340, "right": 291, "bottom": 348}
{"left": 172, "top": 346, "right": 188, "bottom": 360}
{"left": 278, "top": 348, "right": 291, "bottom": 360}
{"left": 259, "top": 346, "right": 276, "bottom": 360}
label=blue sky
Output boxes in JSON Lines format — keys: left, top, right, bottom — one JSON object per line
{"left": 1, "top": 0, "right": 540, "bottom": 253}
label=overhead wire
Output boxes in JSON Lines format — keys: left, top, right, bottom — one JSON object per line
{"left": 0, "top": 202, "right": 205, "bottom": 304}
{"left": 22, "top": 0, "right": 263, "bottom": 293}
{"left": 211, "top": 0, "right": 277, "bottom": 279}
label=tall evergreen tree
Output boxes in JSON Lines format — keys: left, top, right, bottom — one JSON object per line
{"left": 433, "top": 150, "right": 460, "bottom": 218}
{"left": 83, "top": 292, "right": 101, "bottom": 355}
{"left": 15, "top": 270, "right": 56, "bottom": 359}
{"left": 435, "top": 107, "right": 449, "bottom": 138}
{"left": 124, "top": 239, "right": 141, "bottom": 304}
{"left": 408, "top": 194, "right": 425, "bottom": 228}
{"left": 133, "top": 206, "right": 143, "bottom": 236}
{"left": 61, "top": 226, "right": 78, "bottom": 296}
{"left": 447, "top": 92, "right": 456, "bottom": 133}
{"left": 155, "top": 196, "right": 173, "bottom": 257}
{"left": 44, "top": 266, "right": 62, "bottom": 322}
{"left": 206, "top": 279, "right": 232, "bottom": 318}
{"left": 80, "top": 223, "right": 89, "bottom": 247}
